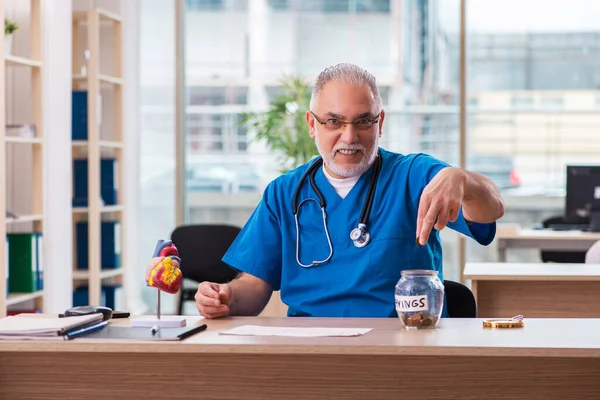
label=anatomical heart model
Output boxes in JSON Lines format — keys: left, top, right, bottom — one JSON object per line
{"left": 133, "top": 240, "right": 187, "bottom": 328}
{"left": 146, "top": 240, "right": 183, "bottom": 294}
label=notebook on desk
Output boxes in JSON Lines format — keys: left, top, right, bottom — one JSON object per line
{"left": 0, "top": 313, "right": 104, "bottom": 340}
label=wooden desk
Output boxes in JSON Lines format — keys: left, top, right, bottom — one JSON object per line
{"left": 2, "top": 316, "right": 600, "bottom": 399}
{"left": 465, "top": 262, "right": 600, "bottom": 318}
{"left": 496, "top": 228, "right": 600, "bottom": 261}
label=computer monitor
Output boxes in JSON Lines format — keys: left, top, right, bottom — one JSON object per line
{"left": 565, "top": 165, "right": 600, "bottom": 231}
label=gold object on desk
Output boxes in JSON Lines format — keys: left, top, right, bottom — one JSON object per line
{"left": 483, "top": 315, "right": 524, "bottom": 329}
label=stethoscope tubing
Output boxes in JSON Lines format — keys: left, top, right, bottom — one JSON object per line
{"left": 293, "top": 151, "right": 382, "bottom": 267}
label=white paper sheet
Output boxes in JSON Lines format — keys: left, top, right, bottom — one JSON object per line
{"left": 219, "top": 325, "right": 372, "bottom": 337}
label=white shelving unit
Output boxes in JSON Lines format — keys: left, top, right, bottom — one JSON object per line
{"left": 0, "top": 0, "right": 45, "bottom": 317}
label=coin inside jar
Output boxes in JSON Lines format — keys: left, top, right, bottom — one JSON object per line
{"left": 401, "top": 311, "right": 439, "bottom": 328}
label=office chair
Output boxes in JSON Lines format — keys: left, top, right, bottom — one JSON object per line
{"left": 541, "top": 216, "right": 587, "bottom": 263}
{"left": 444, "top": 280, "right": 477, "bottom": 318}
{"left": 170, "top": 224, "right": 241, "bottom": 315}
{"left": 586, "top": 240, "right": 600, "bottom": 264}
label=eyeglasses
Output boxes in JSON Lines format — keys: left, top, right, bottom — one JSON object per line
{"left": 310, "top": 110, "right": 381, "bottom": 131}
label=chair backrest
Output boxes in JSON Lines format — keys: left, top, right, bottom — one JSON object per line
{"left": 444, "top": 280, "right": 477, "bottom": 318}
{"left": 541, "top": 215, "right": 586, "bottom": 263}
{"left": 170, "top": 224, "right": 241, "bottom": 284}
{"left": 586, "top": 240, "right": 600, "bottom": 264}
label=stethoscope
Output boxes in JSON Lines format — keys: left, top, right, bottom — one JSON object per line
{"left": 292, "top": 150, "right": 383, "bottom": 268}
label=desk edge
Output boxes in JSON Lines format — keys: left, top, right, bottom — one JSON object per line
{"left": 1, "top": 342, "right": 600, "bottom": 359}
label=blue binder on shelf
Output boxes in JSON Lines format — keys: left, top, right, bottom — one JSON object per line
{"left": 73, "top": 286, "right": 106, "bottom": 307}
{"left": 100, "top": 159, "right": 118, "bottom": 205}
{"left": 72, "top": 159, "right": 88, "bottom": 207}
{"left": 72, "top": 90, "right": 102, "bottom": 140}
{"left": 72, "top": 159, "right": 118, "bottom": 207}
{"left": 76, "top": 221, "right": 121, "bottom": 270}
{"left": 72, "top": 91, "right": 88, "bottom": 140}
{"left": 105, "top": 284, "right": 123, "bottom": 310}
{"left": 73, "top": 284, "right": 123, "bottom": 310}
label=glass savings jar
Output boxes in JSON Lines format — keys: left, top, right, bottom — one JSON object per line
{"left": 395, "top": 270, "right": 444, "bottom": 329}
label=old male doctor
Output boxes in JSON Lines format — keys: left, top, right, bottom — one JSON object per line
{"left": 153, "top": 63, "right": 504, "bottom": 319}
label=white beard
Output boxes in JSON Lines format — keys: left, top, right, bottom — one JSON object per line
{"left": 315, "top": 132, "right": 379, "bottom": 178}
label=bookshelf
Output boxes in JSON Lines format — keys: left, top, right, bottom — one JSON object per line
{"left": 0, "top": 0, "right": 45, "bottom": 318}
{"left": 71, "top": 7, "right": 124, "bottom": 307}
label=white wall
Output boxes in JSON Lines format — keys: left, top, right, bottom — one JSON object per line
{"left": 121, "top": 0, "right": 143, "bottom": 315}
{"left": 42, "top": 0, "right": 74, "bottom": 313}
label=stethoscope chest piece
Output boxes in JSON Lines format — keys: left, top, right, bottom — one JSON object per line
{"left": 350, "top": 224, "right": 370, "bottom": 248}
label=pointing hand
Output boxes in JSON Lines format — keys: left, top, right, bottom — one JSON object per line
{"left": 416, "top": 167, "right": 466, "bottom": 246}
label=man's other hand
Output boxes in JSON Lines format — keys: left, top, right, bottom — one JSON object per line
{"left": 195, "top": 282, "right": 233, "bottom": 319}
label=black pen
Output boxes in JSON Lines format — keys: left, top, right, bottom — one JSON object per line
{"left": 179, "top": 324, "right": 207, "bottom": 340}
{"left": 64, "top": 321, "right": 108, "bottom": 340}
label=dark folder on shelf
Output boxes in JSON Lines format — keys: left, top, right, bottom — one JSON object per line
{"left": 7, "top": 233, "right": 43, "bottom": 293}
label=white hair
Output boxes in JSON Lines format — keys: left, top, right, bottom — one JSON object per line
{"left": 309, "top": 63, "right": 383, "bottom": 110}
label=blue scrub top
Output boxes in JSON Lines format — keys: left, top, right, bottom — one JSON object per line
{"left": 222, "top": 148, "right": 496, "bottom": 318}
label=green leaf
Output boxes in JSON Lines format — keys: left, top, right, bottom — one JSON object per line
{"left": 240, "top": 76, "right": 318, "bottom": 173}
{"left": 4, "top": 19, "right": 18, "bottom": 36}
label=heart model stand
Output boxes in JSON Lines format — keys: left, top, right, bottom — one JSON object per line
{"left": 132, "top": 239, "right": 186, "bottom": 329}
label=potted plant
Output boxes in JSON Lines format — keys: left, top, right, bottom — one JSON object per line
{"left": 240, "top": 77, "right": 318, "bottom": 173}
{"left": 4, "top": 18, "right": 18, "bottom": 55}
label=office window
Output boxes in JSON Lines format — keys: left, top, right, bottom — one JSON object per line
{"left": 186, "top": 113, "right": 247, "bottom": 155}
{"left": 267, "top": 0, "right": 390, "bottom": 13}
{"left": 188, "top": 87, "right": 248, "bottom": 105}
{"left": 265, "top": 86, "right": 286, "bottom": 102}
{"left": 139, "top": 0, "right": 178, "bottom": 314}
{"left": 139, "top": 0, "right": 600, "bottom": 316}
{"left": 267, "top": 0, "right": 287, "bottom": 10}
{"left": 186, "top": 87, "right": 248, "bottom": 156}
{"left": 186, "top": 0, "right": 223, "bottom": 10}
{"left": 467, "top": 0, "right": 600, "bottom": 199}
{"left": 267, "top": 85, "right": 389, "bottom": 105}
{"left": 510, "top": 96, "right": 534, "bottom": 109}
{"left": 178, "top": 0, "right": 463, "bottom": 290}
{"left": 186, "top": 0, "right": 247, "bottom": 11}
{"left": 540, "top": 97, "right": 564, "bottom": 109}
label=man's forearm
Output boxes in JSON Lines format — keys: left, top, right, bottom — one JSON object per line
{"left": 461, "top": 170, "right": 504, "bottom": 223}
{"left": 227, "top": 273, "right": 273, "bottom": 316}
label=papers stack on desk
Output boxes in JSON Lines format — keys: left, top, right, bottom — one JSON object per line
{"left": 0, "top": 313, "right": 103, "bottom": 340}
